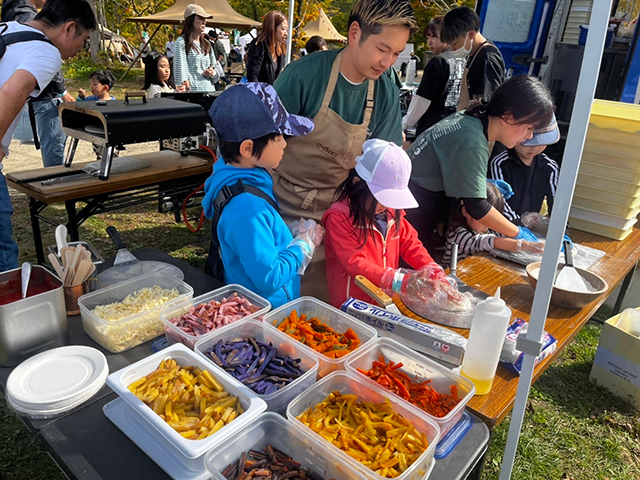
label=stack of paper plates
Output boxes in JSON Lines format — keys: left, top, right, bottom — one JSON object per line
{"left": 6, "top": 346, "right": 108, "bottom": 418}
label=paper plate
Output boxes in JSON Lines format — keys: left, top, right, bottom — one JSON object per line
{"left": 7, "top": 378, "right": 106, "bottom": 419}
{"left": 7, "top": 346, "right": 108, "bottom": 408}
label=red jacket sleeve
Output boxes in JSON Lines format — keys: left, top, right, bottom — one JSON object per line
{"left": 324, "top": 211, "right": 389, "bottom": 286}
{"left": 399, "top": 215, "right": 436, "bottom": 269}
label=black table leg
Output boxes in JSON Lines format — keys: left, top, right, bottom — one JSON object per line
{"left": 612, "top": 262, "right": 637, "bottom": 315}
{"left": 65, "top": 200, "right": 80, "bottom": 241}
{"left": 29, "top": 197, "right": 46, "bottom": 264}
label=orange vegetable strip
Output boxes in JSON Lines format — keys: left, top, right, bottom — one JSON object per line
{"left": 359, "top": 355, "right": 460, "bottom": 418}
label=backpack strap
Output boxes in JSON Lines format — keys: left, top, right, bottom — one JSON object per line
{"left": 0, "top": 24, "right": 52, "bottom": 60}
{"left": 205, "top": 179, "right": 279, "bottom": 280}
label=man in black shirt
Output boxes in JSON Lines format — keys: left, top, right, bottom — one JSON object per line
{"left": 2, "top": 0, "right": 74, "bottom": 167}
{"left": 440, "top": 7, "right": 505, "bottom": 105}
{"left": 488, "top": 115, "right": 561, "bottom": 222}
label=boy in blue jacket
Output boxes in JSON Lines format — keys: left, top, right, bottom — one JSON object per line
{"left": 202, "top": 83, "right": 320, "bottom": 307}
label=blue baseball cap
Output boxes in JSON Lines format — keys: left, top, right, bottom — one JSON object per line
{"left": 521, "top": 113, "right": 560, "bottom": 147}
{"left": 209, "top": 83, "right": 314, "bottom": 142}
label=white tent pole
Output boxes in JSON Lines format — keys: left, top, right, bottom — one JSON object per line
{"left": 286, "top": 0, "right": 295, "bottom": 65}
{"left": 498, "top": 0, "right": 613, "bottom": 478}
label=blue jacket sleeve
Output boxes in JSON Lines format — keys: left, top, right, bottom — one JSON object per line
{"left": 220, "top": 196, "right": 304, "bottom": 294}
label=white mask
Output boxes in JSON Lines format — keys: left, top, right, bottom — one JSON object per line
{"left": 448, "top": 36, "right": 472, "bottom": 59}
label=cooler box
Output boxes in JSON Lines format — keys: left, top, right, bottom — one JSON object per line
{"left": 589, "top": 308, "right": 640, "bottom": 407}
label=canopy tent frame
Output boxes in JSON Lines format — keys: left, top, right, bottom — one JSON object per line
{"left": 499, "top": 0, "right": 614, "bottom": 478}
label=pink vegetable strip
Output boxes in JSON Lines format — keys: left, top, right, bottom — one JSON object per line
{"left": 169, "top": 293, "right": 260, "bottom": 336}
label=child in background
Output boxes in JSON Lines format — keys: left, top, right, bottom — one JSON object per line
{"left": 202, "top": 82, "right": 319, "bottom": 308}
{"left": 488, "top": 114, "right": 560, "bottom": 222}
{"left": 78, "top": 70, "right": 115, "bottom": 101}
{"left": 442, "top": 182, "right": 543, "bottom": 265}
{"left": 143, "top": 52, "right": 177, "bottom": 98}
{"left": 323, "top": 139, "right": 445, "bottom": 308}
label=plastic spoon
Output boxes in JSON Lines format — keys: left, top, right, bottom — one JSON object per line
{"left": 55, "top": 225, "right": 68, "bottom": 256}
{"left": 21, "top": 262, "right": 31, "bottom": 299}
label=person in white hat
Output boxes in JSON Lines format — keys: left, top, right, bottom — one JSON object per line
{"left": 322, "top": 139, "right": 447, "bottom": 308}
{"left": 173, "top": 4, "right": 220, "bottom": 92}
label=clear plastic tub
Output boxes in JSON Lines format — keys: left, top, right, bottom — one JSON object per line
{"left": 106, "top": 343, "right": 267, "bottom": 462}
{"left": 580, "top": 161, "right": 640, "bottom": 184}
{"left": 160, "top": 284, "right": 270, "bottom": 350}
{"left": 194, "top": 318, "right": 319, "bottom": 414}
{"left": 344, "top": 337, "right": 475, "bottom": 437}
{"left": 573, "top": 184, "right": 640, "bottom": 209}
{"left": 576, "top": 173, "right": 640, "bottom": 197}
{"left": 286, "top": 370, "right": 440, "bottom": 480}
{"left": 78, "top": 272, "right": 193, "bottom": 353}
{"left": 264, "top": 297, "right": 377, "bottom": 377}
{"left": 205, "top": 412, "right": 362, "bottom": 480}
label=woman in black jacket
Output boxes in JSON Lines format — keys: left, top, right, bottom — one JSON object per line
{"left": 246, "top": 10, "right": 287, "bottom": 84}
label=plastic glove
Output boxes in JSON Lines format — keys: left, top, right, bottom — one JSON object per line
{"left": 515, "top": 226, "right": 539, "bottom": 243}
{"left": 517, "top": 240, "right": 545, "bottom": 253}
{"left": 561, "top": 234, "right": 573, "bottom": 253}
{"left": 289, "top": 218, "right": 323, "bottom": 247}
{"left": 289, "top": 233, "right": 315, "bottom": 275}
{"left": 488, "top": 179, "right": 514, "bottom": 200}
{"left": 520, "top": 212, "right": 549, "bottom": 234}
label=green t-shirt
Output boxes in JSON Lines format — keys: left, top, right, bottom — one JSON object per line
{"left": 274, "top": 49, "right": 403, "bottom": 145}
{"left": 409, "top": 112, "right": 489, "bottom": 199}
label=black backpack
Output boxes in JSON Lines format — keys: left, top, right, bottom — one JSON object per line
{"left": 204, "top": 179, "right": 279, "bottom": 282}
{"left": 0, "top": 23, "right": 54, "bottom": 149}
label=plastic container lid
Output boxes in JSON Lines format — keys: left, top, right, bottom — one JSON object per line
{"left": 434, "top": 411, "right": 473, "bottom": 459}
{"left": 6, "top": 346, "right": 108, "bottom": 410}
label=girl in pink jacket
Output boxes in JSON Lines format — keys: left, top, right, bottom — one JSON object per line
{"left": 322, "top": 139, "right": 443, "bottom": 308}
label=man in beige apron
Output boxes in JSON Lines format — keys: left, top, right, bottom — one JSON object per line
{"left": 273, "top": 0, "right": 417, "bottom": 302}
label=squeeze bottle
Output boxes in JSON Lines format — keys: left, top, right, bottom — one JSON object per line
{"left": 460, "top": 287, "right": 512, "bottom": 395}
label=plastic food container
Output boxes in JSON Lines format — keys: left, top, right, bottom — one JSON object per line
{"left": 106, "top": 343, "right": 267, "bottom": 465}
{"left": 194, "top": 318, "right": 318, "bottom": 414}
{"left": 567, "top": 217, "right": 636, "bottom": 241}
{"left": 573, "top": 184, "right": 640, "bottom": 209}
{"left": 287, "top": 370, "right": 440, "bottom": 480}
{"left": 78, "top": 272, "right": 193, "bottom": 353}
{"left": 570, "top": 206, "right": 640, "bottom": 229}
{"left": 160, "top": 284, "right": 270, "bottom": 350}
{"left": 577, "top": 173, "right": 640, "bottom": 197}
{"left": 572, "top": 193, "right": 640, "bottom": 218}
{"left": 582, "top": 143, "right": 640, "bottom": 171}
{"left": 579, "top": 161, "right": 640, "bottom": 184}
{"left": 588, "top": 99, "right": 640, "bottom": 134}
{"left": 264, "top": 297, "right": 377, "bottom": 377}
{"left": 344, "top": 337, "right": 475, "bottom": 437}
{"left": 205, "top": 412, "right": 362, "bottom": 480}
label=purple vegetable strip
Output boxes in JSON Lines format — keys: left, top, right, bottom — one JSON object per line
{"left": 206, "top": 336, "right": 305, "bottom": 395}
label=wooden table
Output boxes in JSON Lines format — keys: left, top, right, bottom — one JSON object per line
{"left": 399, "top": 229, "right": 640, "bottom": 429}
{"left": 6, "top": 151, "right": 213, "bottom": 264}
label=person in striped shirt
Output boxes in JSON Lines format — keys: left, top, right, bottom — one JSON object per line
{"left": 443, "top": 182, "right": 543, "bottom": 265}
{"left": 488, "top": 114, "right": 560, "bottom": 223}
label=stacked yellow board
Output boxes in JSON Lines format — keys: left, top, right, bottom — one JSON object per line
{"left": 571, "top": 100, "right": 640, "bottom": 240}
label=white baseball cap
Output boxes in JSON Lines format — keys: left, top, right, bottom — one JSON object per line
{"left": 184, "top": 4, "right": 213, "bottom": 20}
{"left": 355, "top": 139, "right": 418, "bottom": 209}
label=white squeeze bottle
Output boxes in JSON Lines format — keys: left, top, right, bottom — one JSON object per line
{"left": 460, "top": 287, "right": 512, "bottom": 395}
